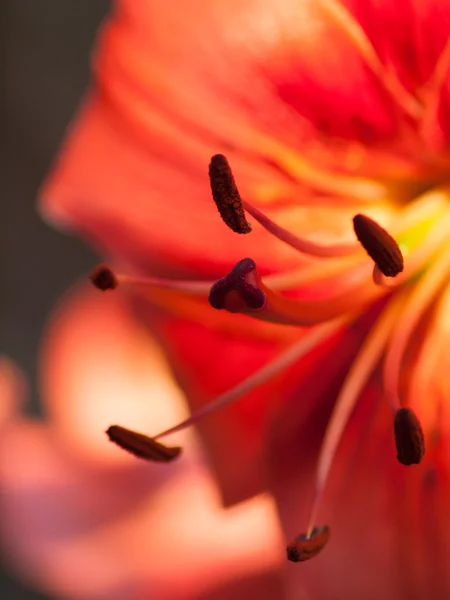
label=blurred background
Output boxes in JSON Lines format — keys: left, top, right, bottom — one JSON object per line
{"left": 2, "top": 2, "right": 111, "bottom": 597}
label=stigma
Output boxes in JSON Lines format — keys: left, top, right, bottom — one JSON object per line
{"left": 208, "top": 258, "right": 266, "bottom": 312}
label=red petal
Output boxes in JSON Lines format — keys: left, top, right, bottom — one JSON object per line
{"left": 261, "top": 2, "right": 407, "bottom": 144}
{"left": 344, "top": 0, "right": 450, "bottom": 92}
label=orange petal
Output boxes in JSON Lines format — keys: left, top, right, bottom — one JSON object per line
{"left": 41, "top": 0, "right": 404, "bottom": 281}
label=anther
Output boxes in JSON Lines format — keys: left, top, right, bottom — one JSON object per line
{"left": 208, "top": 258, "right": 266, "bottom": 312}
{"left": 353, "top": 214, "right": 404, "bottom": 277}
{"left": 106, "top": 425, "right": 182, "bottom": 462}
{"left": 286, "top": 525, "right": 330, "bottom": 563}
{"left": 90, "top": 265, "right": 118, "bottom": 291}
{"left": 209, "top": 154, "right": 252, "bottom": 234}
{"left": 393, "top": 407, "right": 425, "bottom": 466}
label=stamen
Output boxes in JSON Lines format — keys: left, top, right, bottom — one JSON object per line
{"left": 353, "top": 214, "right": 404, "bottom": 277}
{"left": 286, "top": 525, "right": 330, "bottom": 563}
{"left": 153, "top": 318, "right": 345, "bottom": 441}
{"left": 242, "top": 200, "right": 358, "bottom": 258}
{"left": 90, "top": 265, "right": 118, "bottom": 291}
{"left": 305, "top": 295, "right": 403, "bottom": 537}
{"left": 209, "top": 154, "right": 358, "bottom": 258}
{"left": 89, "top": 265, "right": 213, "bottom": 295}
{"left": 209, "top": 154, "right": 252, "bottom": 234}
{"left": 90, "top": 259, "right": 366, "bottom": 305}
{"left": 393, "top": 408, "right": 425, "bottom": 466}
{"left": 106, "top": 425, "right": 181, "bottom": 462}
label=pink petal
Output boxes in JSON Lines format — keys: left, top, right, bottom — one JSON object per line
{"left": 1, "top": 421, "right": 285, "bottom": 600}
{"left": 39, "top": 282, "right": 195, "bottom": 467}
{"left": 0, "top": 288, "right": 285, "bottom": 600}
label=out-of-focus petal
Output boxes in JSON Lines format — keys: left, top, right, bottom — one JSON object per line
{"left": 39, "top": 282, "right": 195, "bottom": 467}
{"left": 39, "top": 281, "right": 297, "bottom": 506}
{"left": 42, "top": 270, "right": 356, "bottom": 506}
{"left": 0, "top": 287, "right": 285, "bottom": 600}
{"left": 1, "top": 419, "right": 284, "bottom": 600}
{"left": 0, "top": 357, "right": 27, "bottom": 425}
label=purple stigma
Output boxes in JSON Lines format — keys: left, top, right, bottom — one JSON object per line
{"left": 208, "top": 258, "right": 266, "bottom": 312}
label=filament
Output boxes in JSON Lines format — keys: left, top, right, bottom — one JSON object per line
{"left": 306, "top": 295, "right": 403, "bottom": 535}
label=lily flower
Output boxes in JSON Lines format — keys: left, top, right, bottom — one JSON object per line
{"left": 31, "top": 0, "right": 450, "bottom": 598}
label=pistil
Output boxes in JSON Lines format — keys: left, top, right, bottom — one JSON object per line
{"left": 104, "top": 319, "right": 346, "bottom": 461}
{"left": 208, "top": 258, "right": 379, "bottom": 326}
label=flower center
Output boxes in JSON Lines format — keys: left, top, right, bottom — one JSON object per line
{"left": 90, "top": 154, "right": 445, "bottom": 565}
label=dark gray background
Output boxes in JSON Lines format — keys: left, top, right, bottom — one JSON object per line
{"left": 2, "top": 2, "right": 111, "bottom": 598}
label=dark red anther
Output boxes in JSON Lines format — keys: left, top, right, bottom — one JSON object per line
{"left": 394, "top": 407, "right": 425, "bottom": 466}
{"left": 106, "top": 425, "right": 181, "bottom": 462}
{"left": 90, "top": 265, "right": 118, "bottom": 291}
{"left": 209, "top": 154, "right": 252, "bottom": 234}
{"left": 287, "top": 525, "right": 330, "bottom": 563}
{"left": 353, "top": 214, "right": 404, "bottom": 277}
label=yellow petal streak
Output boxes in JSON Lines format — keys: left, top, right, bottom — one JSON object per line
{"left": 384, "top": 246, "right": 450, "bottom": 410}
{"left": 319, "top": 0, "right": 421, "bottom": 119}
{"left": 409, "top": 281, "right": 450, "bottom": 435}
